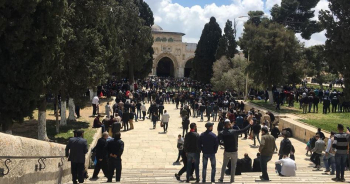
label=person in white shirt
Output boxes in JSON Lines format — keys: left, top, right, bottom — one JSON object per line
{"left": 141, "top": 103, "right": 147, "bottom": 120}
{"left": 92, "top": 96, "right": 99, "bottom": 116}
{"left": 323, "top": 131, "right": 336, "bottom": 175}
{"left": 105, "top": 102, "right": 112, "bottom": 118}
{"left": 275, "top": 155, "right": 297, "bottom": 177}
{"left": 161, "top": 110, "right": 170, "bottom": 133}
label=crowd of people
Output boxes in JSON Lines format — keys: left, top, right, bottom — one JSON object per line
{"left": 64, "top": 77, "right": 349, "bottom": 183}
{"left": 249, "top": 85, "right": 349, "bottom": 114}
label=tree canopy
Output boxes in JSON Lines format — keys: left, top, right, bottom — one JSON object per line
{"left": 216, "top": 20, "right": 238, "bottom": 60}
{"left": 271, "top": 0, "right": 323, "bottom": 40}
{"left": 239, "top": 19, "right": 302, "bottom": 90}
{"left": 211, "top": 56, "right": 250, "bottom": 94}
{"left": 192, "top": 17, "right": 222, "bottom": 83}
{"left": 319, "top": 0, "right": 350, "bottom": 98}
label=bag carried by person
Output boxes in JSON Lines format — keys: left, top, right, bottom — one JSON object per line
{"left": 160, "top": 121, "right": 164, "bottom": 127}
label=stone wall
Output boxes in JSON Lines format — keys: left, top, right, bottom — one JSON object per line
{"left": 244, "top": 102, "right": 330, "bottom": 143}
{"left": 0, "top": 133, "right": 71, "bottom": 184}
{"left": 85, "top": 128, "right": 102, "bottom": 169}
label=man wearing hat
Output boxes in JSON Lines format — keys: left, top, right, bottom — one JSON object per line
{"left": 199, "top": 122, "right": 219, "bottom": 183}
{"left": 66, "top": 130, "right": 88, "bottom": 184}
{"left": 218, "top": 118, "right": 253, "bottom": 183}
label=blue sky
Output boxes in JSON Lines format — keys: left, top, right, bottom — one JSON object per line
{"left": 145, "top": 0, "right": 328, "bottom": 47}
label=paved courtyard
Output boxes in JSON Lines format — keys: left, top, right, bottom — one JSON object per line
{"left": 67, "top": 102, "right": 348, "bottom": 183}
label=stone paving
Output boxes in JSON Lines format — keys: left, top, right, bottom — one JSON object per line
{"left": 65, "top": 102, "right": 349, "bottom": 183}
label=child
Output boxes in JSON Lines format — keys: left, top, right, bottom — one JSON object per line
{"left": 174, "top": 135, "right": 184, "bottom": 163}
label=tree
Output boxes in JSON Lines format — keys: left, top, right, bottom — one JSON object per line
{"left": 192, "top": 17, "right": 222, "bottom": 83}
{"left": 239, "top": 20, "right": 302, "bottom": 103}
{"left": 0, "top": 0, "right": 65, "bottom": 134}
{"left": 271, "top": 0, "right": 323, "bottom": 40}
{"left": 319, "top": 0, "right": 350, "bottom": 98}
{"left": 304, "top": 45, "right": 330, "bottom": 89}
{"left": 117, "top": 0, "right": 153, "bottom": 86}
{"left": 211, "top": 56, "right": 250, "bottom": 95}
{"left": 216, "top": 20, "right": 238, "bottom": 60}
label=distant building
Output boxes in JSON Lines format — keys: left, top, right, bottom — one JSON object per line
{"left": 151, "top": 24, "right": 196, "bottom": 78}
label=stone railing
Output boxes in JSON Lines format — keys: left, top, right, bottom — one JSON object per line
{"left": 0, "top": 133, "right": 71, "bottom": 184}
{"left": 244, "top": 102, "right": 330, "bottom": 143}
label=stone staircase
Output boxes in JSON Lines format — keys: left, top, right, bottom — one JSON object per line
{"left": 64, "top": 167, "right": 340, "bottom": 184}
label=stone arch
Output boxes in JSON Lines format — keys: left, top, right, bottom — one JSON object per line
{"left": 153, "top": 53, "right": 179, "bottom": 77}
{"left": 184, "top": 57, "right": 194, "bottom": 78}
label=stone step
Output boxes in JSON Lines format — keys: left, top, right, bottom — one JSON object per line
{"left": 64, "top": 167, "right": 342, "bottom": 184}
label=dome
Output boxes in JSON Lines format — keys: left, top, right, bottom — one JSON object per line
{"left": 152, "top": 24, "right": 163, "bottom": 31}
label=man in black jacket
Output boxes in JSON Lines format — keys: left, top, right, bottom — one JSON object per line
{"left": 65, "top": 130, "right": 88, "bottom": 184}
{"left": 184, "top": 123, "right": 200, "bottom": 183}
{"left": 92, "top": 132, "right": 109, "bottom": 179}
{"left": 107, "top": 132, "right": 124, "bottom": 182}
{"left": 199, "top": 122, "right": 219, "bottom": 183}
{"left": 218, "top": 118, "right": 253, "bottom": 183}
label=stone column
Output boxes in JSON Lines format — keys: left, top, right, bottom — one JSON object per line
{"left": 178, "top": 67, "right": 184, "bottom": 78}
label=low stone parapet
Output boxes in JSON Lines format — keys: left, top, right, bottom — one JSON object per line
{"left": 0, "top": 133, "right": 71, "bottom": 184}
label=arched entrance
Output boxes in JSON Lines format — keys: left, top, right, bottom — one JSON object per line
{"left": 184, "top": 59, "right": 193, "bottom": 77}
{"left": 156, "top": 57, "right": 174, "bottom": 77}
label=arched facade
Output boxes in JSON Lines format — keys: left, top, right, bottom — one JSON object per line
{"left": 151, "top": 24, "right": 197, "bottom": 78}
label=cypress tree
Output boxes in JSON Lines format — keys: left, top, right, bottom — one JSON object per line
{"left": 192, "top": 17, "right": 222, "bottom": 83}
{"left": 216, "top": 20, "right": 237, "bottom": 60}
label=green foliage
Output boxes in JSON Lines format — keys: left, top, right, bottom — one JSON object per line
{"left": 0, "top": 0, "right": 66, "bottom": 132}
{"left": 319, "top": 0, "right": 350, "bottom": 99}
{"left": 215, "top": 20, "right": 238, "bottom": 60}
{"left": 239, "top": 20, "right": 302, "bottom": 89}
{"left": 271, "top": 0, "right": 323, "bottom": 40}
{"left": 192, "top": 17, "right": 222, "bottom": 83}
{"left": 211, "top": 56, "right": 250, "bottom": 93}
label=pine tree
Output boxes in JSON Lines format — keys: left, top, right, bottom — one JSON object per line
{"left": 319, "top": 0, "right": 350, "bottom": 98}
{"left": 271, "top": 0, "right": 323, "bottom": 40}
{"left": 192, "top": 17, "right": 222, "bottom": 83}
{"left": 216, "top": 20, "right": 238, "bottom": 59}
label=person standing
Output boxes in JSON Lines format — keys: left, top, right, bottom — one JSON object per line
{"left": 218, "top": 119, "right": 253, "bottom": 183}
{"left": 112, "top": 118, "right": 122, "bottom": 135}
{"left": 199, "top": 122, "right": 218, "bottom": 183}
{"left": 324, "top": 132, "right": 336, "bottom": 175}
{"left": 311, "top": 134, "right": 325, "bottom": 170}
{"left": 271, "top": 124, "right": 280, "bottom": 152}
{"left": 136, "top": 101, "right": 142, "bottom": 121}
{"left": 122, "top": 110, "right": 129, "bottom": 131}
{"left": 252, "top": 121, "right": 261, "bottom": 147}
{"left": 107, "top": 132, "right": 124, "bottom": 182}
{"left": 151, "top": 112, "right": 158, "bottom": 129}
{"left": 65, "top": 130, "right": 88, "bottom": 184}
{"left": 141, "top": 103, "right": 147, "bottom": 120}
{"left": 332, "top": 124, "right": 350, "bottom": 182}
{"left": 182, "top": 116, "right": 190, "bottom": 137}
{"left": 184, "top": 123, "right": 200, "bottom": 183}
{"left": 92, "top": 95, "right": 99, "bottom": 116}
{"left": 161, "top": 110, "right": 170, "bottom": 133}
{"left": 258, "top": 127, "right": 276, "bottom": 181}
{"left": 92, "top": 132, "right": 109, "bottom": 179}
{"left": 105, "top": 102, "right": 112, "bottom": 118}
{"left": 175, "top": 135, "right": 184, "bottom": 163}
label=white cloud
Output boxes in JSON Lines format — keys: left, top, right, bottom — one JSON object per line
{"left": 265, "top": 0, "right": 281, "bottom": 10}
{"left": 312, "top": 0, "right": 329, "bottom": 21}
{"left": 145, "top": 0, "right": 328, "bottom": 47}
{"left": 297, "top": 31, "right": 327, "bottom": 47}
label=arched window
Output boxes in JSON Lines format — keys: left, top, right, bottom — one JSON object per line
{"left": 168, "top": 38, "right": 174, "bottom": 42}
{"left": 162, "top": 37, "right": 167, "bottom": 42}
{"left": 155, "top": 37, "right": 161, "bottom": 42}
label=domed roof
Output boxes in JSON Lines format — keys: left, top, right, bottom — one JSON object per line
{"left": 152, "top": 24, "right": 163, "bottom": 31}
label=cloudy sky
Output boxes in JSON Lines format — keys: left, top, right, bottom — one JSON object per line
{"left": 144, "top": 0, "right": 329, "bottom": 47}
